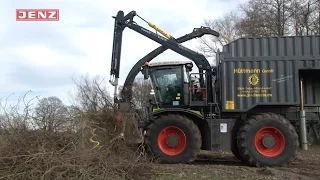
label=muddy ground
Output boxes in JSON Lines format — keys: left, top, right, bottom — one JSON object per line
{"left": 151, "top": 145, "right": 320, "bottom": 180}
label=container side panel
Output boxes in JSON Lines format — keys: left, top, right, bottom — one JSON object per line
{"left": 223, "top": 36, "right": 320, "bottom": 58}
{"left": 221, "top": 58, "right": 320, "bottom": 112}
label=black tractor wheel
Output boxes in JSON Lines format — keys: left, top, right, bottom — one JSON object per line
{"left": 237, "top": 113, "right": 299, "bottom": 167}
{"left": 230, "top": 118, "right": 243, "bottom": 161}
{"left": 145, "top": 114, "right": 201, "bottom": 164}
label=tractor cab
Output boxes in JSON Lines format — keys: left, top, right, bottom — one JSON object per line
{"left": 141, "top": 60, "right": 206, "bottom": 108}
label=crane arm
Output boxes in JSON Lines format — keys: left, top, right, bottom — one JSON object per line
{"left": 109, "top": 10, "right": 219, "bottom": 103}
{"left": 121, "top": 26, "right": 220, "bottom": 102}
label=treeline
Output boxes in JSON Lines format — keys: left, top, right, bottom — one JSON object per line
{"left": 199, "top": 0, "right": 320, "bottom": 58}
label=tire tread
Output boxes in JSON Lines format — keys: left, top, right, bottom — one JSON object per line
{"left": 144, "top": 113, "right": 201, "bottom": 163}
{"left": 237, "top": 112, "right": 299, "bottom": 167}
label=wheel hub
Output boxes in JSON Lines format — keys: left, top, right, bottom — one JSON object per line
{"left": 165, "top": 134, "right": 179, "bottom": 147}
{"left": 262, "top": 135, "right": 275, "bottom": 148}
{"left": 157, "top": 126, "right": 187, "bottom": 156}
{"left": 254, "top": 127, "right": 285, "bottom": 157}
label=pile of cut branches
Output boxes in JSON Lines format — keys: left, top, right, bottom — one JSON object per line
{"left": 0, "top": 76, "right": 152, "bottom": 180}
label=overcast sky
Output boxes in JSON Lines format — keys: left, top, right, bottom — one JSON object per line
{"left": 0, "top": 0, "right": 247, "bottom": 106}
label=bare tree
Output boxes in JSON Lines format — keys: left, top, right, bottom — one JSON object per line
{"left": 237, "top": 0, "right": 272, "bottom": 37}
{"left": 32, "top": 96, "right": 70, "bottom": 132}
{"left": 270, "top": 0, "right": 293, "bottom": 36}
{"left": 198, "top": 11, "right": 243, "bottom": 61}
{"left": 117, "top": 77, "right": 152, "bottom": 109}
{"left": 304, "top": 0, "right": 320, "bottom": 35}
{"left": 238, "top": 0, "right": 320, "bottom": 36}
{"left": 117, "top": 77, "right": 153, "bottom": 120}
{"left": 237, "top": 0, "right": 293, "bottom": 37}
{"left": 131, "top": 77, "right": 153, "bottom": 120}
{"left": 289, "top": 0, "right": 304, "bottom": 35}
{"left": 72, "top": 75, "right": 113, "bottom": 112}
{"left": 289, "top": 0, "right": 319, "bottom": 35}
{"left": 311, "top": 0, "right": 320, "bottom": 34}
{"left": 131, "top": 78, "right": 152, "bottom": 108}
{"left": 0, "top": 91, "right": 38, "bottom": 132}
{"left": 198, "top": 0, "right": 320, "bottom": 60}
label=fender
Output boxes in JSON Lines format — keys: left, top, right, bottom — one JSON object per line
{"left": 149, "top": 108, "right": 204, "bottom": 119}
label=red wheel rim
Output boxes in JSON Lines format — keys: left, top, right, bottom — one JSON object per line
{"left": 157, "top": 126, "right": 187, "bottom": 156}
{"left": 254, "top": 127, "right": 285, "bottom": 157}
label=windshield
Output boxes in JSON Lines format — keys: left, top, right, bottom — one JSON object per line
{"left": 151, "top": 66, "right": 183, "bottom": 105}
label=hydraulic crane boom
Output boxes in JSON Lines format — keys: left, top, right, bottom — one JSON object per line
{"left": 121, "top": 26, "right": 220, "bottom": 102}
{"left": 109, "top": 10, "right": 220, "bottom": 103}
